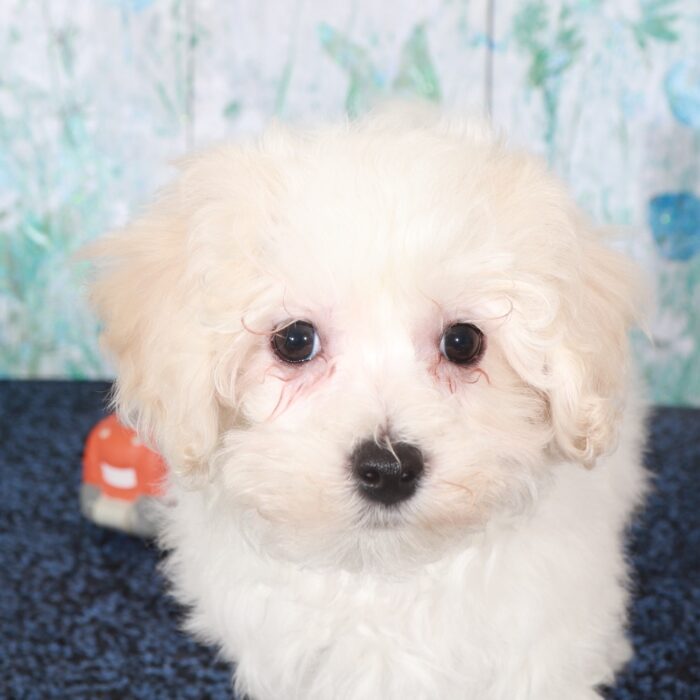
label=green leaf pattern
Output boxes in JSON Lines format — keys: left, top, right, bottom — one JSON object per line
{"left": 0, "top": 0, "right": 698, "bottom": 406}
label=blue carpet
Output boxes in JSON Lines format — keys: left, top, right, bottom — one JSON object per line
{"left": 1, "top": 380, "right": 698, "bottom": 699}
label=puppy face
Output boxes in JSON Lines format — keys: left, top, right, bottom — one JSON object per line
{"left": 90, "top": 111, "right": 640, "bottom": 567}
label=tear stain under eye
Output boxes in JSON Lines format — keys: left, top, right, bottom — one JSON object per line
{"left": 265, "top": 356, "right": 335, "bottom": 421}
{"left": 268, "top": 378, "right": 306, "bottom": 421}
{"left": 429, "top": 355, "right": 491, "bottom": 394}
{"left": 261, "top": 364, "right": 293, "bottom": 386}
{"left": 468, "top": 367, "right": 491, "bottom": 385}
{"left": 446, "top": 369, "right": 491, "bottom": 394}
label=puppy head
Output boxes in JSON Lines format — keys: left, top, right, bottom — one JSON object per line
{"left": 90, "top": 110, "right": 641, "bottom": 568}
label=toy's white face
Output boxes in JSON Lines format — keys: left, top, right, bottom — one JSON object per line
{"left": 92, "top": 114, "right": 638, "bottom": 569}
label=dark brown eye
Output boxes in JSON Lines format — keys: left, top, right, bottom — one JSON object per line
{"left": 271, "top": 320, "right": 320, "bottom": 363}
{"left": 440, "top": 323, "right": 484, "bottom": 365}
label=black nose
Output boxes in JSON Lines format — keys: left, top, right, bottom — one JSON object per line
{"left": 351, "top": 440, "right": 424, "bottom": 506}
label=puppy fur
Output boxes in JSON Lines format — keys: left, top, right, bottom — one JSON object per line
{"left": 89, "top": 106, "right": 647, "bottom": 700}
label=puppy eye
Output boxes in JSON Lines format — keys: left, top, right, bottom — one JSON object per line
{"left": 271, "top": 320, "right": 320, "bottom": 363}
{"left": 440, "top": 323, "right": 485, "bottom": 366}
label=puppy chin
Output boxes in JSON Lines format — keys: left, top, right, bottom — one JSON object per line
{"left": 234, "top": 506, "right": 467, "bottom": 574}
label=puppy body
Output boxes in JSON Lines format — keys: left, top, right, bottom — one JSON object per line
{"left": 163, "top": 408, "right": 644, "bottom": 700}
{"left": 91, "top": 108, "right": 647, "bottom": 700}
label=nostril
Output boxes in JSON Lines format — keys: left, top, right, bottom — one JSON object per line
{"left": 361, "top": 467, "right": 381, "bottom": 485}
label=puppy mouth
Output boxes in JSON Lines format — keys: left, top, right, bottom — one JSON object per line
{"left": 357, "top": 502, "right": 412, "bottom": 530}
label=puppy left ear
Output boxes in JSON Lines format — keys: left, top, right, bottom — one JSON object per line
{"left": 546, "top": 232, "right": 644, "bottom": 467}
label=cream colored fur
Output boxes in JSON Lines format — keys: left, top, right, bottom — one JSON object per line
{"left": 89, "top": 106, "right": 647, "bottom": 700}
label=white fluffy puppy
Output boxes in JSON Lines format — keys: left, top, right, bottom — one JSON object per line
{"left": 90, "top": 107, "right": 647, "bottom": 700}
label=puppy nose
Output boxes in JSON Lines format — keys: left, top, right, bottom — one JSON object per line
{"left": 351, "top": 440, "right": 424, "bottom": 506}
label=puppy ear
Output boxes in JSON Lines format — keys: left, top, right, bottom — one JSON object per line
{"left": 86, "top": 194, "right": 219, "bottom": 474}
{"left": 546, "top": 232, "right": 643, "bottom": 467}
{"left": 86, "top": 146, "right": 277, "bottom": 474}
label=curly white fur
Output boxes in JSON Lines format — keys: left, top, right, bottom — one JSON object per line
{"left": 89, "top": 105, "right": 648, "bottom": 700}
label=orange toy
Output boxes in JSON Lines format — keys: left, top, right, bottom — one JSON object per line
{"left": 81, "top": 414, "right": 168, "bottom": 537}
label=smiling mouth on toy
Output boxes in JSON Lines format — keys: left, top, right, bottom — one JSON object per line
{"left": 100, "top": 461, "right": 137, "bottom": 490}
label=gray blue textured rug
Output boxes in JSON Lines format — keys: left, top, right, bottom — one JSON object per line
{"left": 1, "top": 381, "right": 698, "bottom": 699}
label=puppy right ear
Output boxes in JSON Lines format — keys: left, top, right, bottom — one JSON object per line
{"left": 85, "top": 188, "right": 221, "bottom": 474}
{"left": 85, "top": 145, "right": 280, "bottom": 475}
{"left": 83, "top": 146, "right": 274, "bottom": 471}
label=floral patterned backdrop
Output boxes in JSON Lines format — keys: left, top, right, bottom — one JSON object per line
{"left": 1, "top": 0, "right": 698, "bottom": 405}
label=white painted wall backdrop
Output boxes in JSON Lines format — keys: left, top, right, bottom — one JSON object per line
{"left": 1, "top": 0, "right": 698, "bottom": 405}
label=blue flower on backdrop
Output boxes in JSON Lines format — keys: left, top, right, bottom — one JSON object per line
{"left": 648, "top": 192, "right": 700, "bottom": 261}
